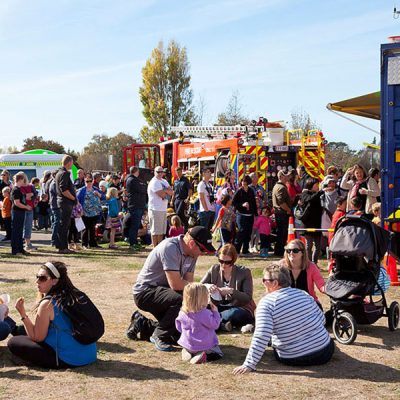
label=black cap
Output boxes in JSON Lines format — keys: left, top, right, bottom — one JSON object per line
{"left": 189, "top": 226, "right": 215, "bottom": 254}
{"left": 112, "top": 174, "right": 119, "bottom": 180}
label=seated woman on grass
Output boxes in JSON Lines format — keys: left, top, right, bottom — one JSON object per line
{"left": 8, "top": 261, "right": 97, "bottom": 369}
{"left": 201, "top": 244, "right": 255, "bottom": 331}
{"left": 233, "top": 264, "right": 334, "bottom": 374}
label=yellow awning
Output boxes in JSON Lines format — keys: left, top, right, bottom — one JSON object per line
{"left": 327, "top": 92, "right": 380, "bottom": 120}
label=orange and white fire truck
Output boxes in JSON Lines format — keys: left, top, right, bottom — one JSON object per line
{"left": 122, "top": 122, "right": 326, "bottom": 191}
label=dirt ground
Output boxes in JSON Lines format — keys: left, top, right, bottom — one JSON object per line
{"left": 0, "top": 232, "right": 399, "bottom": 400}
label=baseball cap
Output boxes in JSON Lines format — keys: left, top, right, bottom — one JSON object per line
{"left": 155, "top": 166, "right": 164, "bottom": 173}
{"left": 189, "top": 226, "right": 215, "bottom": 254}
{"left": 277, "top": 170, "right": 287, "bottom": 179}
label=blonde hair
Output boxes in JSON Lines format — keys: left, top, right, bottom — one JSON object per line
{"left": 181, "top": 283, "right": 209, "bottom": 314}
{"left": 2, "top": 186, "right": 10, "bottom": 195}
{"left": 13, "top": 171, "right": 27, "bottom": 184}
{"left": 372, "top": 202, "right": 381, "bottom": 213}
{"left": 283, "top": 239, "right": 309, "bottom": 271}
{"left": 106, "top": 187, "right": 118, "bottom": 200}
{"left": 171, "top": 215, "right": 182, "bottom": 228}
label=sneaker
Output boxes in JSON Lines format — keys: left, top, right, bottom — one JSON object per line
{"left": 25, "top": 244, "right": 37, "bottom": 251}
{"left": 220, "top": 321, "right": 232, "bottom": 332}
{"left": 149, "top": 335, "right": 173, "bottom": 352}
{"left": 190, "top": 351, "right": 207, "bottom": 364}
{"left": 109, "top": 244, "right": 119, "bottom": 249}
{"left": 241, "top": 324, "right": 254, "bottom": 334}
{"left": 260, "top": 248, "right": 269, "bottom": 258}
{"left": 181, "top": 348, "right": 193, "bottom": 362}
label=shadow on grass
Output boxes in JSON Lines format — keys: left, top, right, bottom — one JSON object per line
{"left": 0, "top": 277, "right": 28, "bottom": 284}
{"left": 0, "top": 367, "right": 44, "bottom": 381}
{"left": 76, "top": 359, "right": 188, "bottom": 380}
{"left": 255, "top": 347, "right": 400, "bottom": 382}
{"left": 98, "top": 341, "right": 134, "bottom": 354}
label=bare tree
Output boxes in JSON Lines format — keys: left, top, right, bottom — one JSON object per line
{"left": 290, "top": 108, "right": 321, "bottom": 132}
{"left": 216, "top": 90, "right": 249, "bottom": 125}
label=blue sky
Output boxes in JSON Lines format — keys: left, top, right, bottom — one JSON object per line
{"left": 0, "top": 0, "right": 397, "bottom": 152}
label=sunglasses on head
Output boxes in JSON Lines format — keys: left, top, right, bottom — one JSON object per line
{"left": 218, "top": 259, "right": 233, "bottom": 265}
{"left": 36, "top": 274, "right": 50, "bottom": 282}
{"left": 285, "top": 248, "right": 302, "bottom": 254}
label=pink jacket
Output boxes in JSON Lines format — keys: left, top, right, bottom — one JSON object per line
{"left": 279, "top": 260, "right": 325, "bottom": 301}
{"left": 253, "top": 215, "right": 272, "bottom": 235}
{"left": 305, "top": 262, "right": 325, "bottom": 301}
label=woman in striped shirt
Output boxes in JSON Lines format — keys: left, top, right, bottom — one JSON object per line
{"left": 233, "top": 264, "right": 334, "bottom": 374}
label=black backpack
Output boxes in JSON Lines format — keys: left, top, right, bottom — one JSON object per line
{"left": 294, "top": 200, "right": 312, "bottom": 223}
{"left": 46, "top": 291, "right": 105, "bottom": 344}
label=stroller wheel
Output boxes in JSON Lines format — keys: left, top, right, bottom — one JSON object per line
{"left": 388, "top": 301, "right": 400, "bottom": 331}
{"left": 332, "top": 312, "right": 357, "bottom": 345}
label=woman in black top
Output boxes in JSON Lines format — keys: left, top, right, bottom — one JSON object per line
{"left": 232, "top": 175, "right": 257, "bottom": 255}
{"left": 11, "top": 172, "right": 32, "bottom": 255}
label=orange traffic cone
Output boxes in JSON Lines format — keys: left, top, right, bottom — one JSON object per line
{"left": 386, "top": 253, "right": 400, "bottom": 286}
{"left": 287, "top": 216, "right": 296, "bottom": 244}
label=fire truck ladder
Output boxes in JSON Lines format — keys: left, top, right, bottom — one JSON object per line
{"left": 170, "top": 125, "right": 265, "bottom": 140}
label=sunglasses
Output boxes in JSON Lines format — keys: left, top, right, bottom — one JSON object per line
{"left": 86, "top": 180, "right": 93, "bottom": 183}
{"left": 285, "top": 248, "right": 303, "bottom": 254}
{"left": 36, "top": 274, "right": 50, "bottom": 282}
{"left": 156, "top": 171, "right": 164, "bottom": 173}
{"left": 218, "top": 259, "right": 233, "bottom": 265}
{"left": 262, "top": 278, "right": 276, "bottom": 283}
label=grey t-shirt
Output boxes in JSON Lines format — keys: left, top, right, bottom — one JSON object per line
{"left": 133, "top": 236, "right": 196, "bottom": 295}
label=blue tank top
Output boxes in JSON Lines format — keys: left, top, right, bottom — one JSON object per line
{"left": 45, "top": 302, "right": 97, "bottom": 367}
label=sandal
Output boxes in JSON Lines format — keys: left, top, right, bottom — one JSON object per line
{"left": 109, "top": 244, "right": 119, "bottom": 249}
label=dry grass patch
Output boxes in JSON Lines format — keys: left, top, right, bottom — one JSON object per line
{"left": 0, "top": 232, "right": 399, "bottom": 400}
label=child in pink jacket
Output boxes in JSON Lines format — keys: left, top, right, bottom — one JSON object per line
{"left": 253, "top": 206, "right": 273, "bottom": 257}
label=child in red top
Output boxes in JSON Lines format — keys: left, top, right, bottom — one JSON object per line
{"left": 253, "top": 206, "right": 273, "bottom": 258}
{"left": 328, "top": 196, "right": 347, "bottom": 245}
{"left": 1, "top": 187, "right": 12, "bottom": 241}
{"left": 169, "top": 215, "right": 184, "bottom": 237}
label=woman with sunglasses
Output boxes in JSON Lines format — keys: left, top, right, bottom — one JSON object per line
{"left": 233, "top": 264, "right": 333, "bottom": 374}
{"left": 8, "top": 261, "right": 97, "bottom": 369}
{"left": 76, "top": 173, "right": 105, "bottom": 249}
{"left": 201, "top": 244, "right": 255, "bottom": 331}
{"left": 280, "top": 239, "right": 325, "bottom": 307}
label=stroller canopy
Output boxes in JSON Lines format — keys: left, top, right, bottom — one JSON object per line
{"left": 330, "top": 215, "right": 390, "bottom": 262}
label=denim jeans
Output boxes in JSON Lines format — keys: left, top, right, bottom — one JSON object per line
{"left": 234, "top": 214, "right": 254, "bottom": 254}
{"left": 0, "top": 317, "right": 16, "bottom": 341}
{"left": 218, "top": 306, "right": 254, "bottom": 328}
{"left": 23, "top": 210, "right": 33, "bottom": 239}
{"left": 11, "top": 209, "right": 25, "bottom": 254}
{"left": 199, "top": 211, "right": 215, "bottom": 231}
{"left": 50, "top": 208, "right": 61, "bottom": 247}
{"left": 38, "top": 214, "right": 50, "bottom": 230}
{"left": 128, "top": 208, "right": 144, "bottom": 246}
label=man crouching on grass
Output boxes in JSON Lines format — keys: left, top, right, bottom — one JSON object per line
{"left": 233, "top": 264, "right": 334, "bottom": 374}
{"left": 129, "top": 226, "right": 215, "bottom": 352}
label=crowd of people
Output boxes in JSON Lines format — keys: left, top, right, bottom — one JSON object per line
{"left": 0, "top": 157, "right": 385, "bottom": 371}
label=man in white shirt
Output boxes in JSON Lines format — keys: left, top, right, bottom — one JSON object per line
{"left": 197, "top": 168, "right": 216, "bottom": 231}
{"left": 147, "top": 166, "right": 174, "bottom": 247}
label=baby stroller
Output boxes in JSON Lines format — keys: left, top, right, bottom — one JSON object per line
{"left": 325, "top": 215, "right": 399, "bottom": 344}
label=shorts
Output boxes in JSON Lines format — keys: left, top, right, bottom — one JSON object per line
{"left": 148, "top": 209, "right": 167, "bottom": 235}
{"left": 106, "top": 216, "right": 122, "bottom": 230}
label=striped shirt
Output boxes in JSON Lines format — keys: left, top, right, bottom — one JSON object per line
{"left": 243, "top": 287, "right": 330, "bottom": 370}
